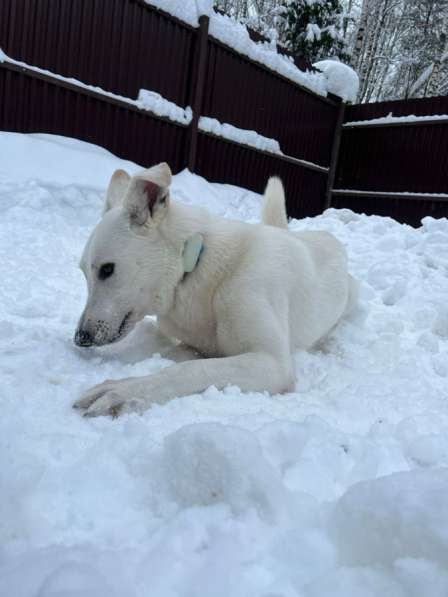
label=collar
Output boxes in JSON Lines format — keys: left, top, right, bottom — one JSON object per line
{"left": 182, "top": 233, "right": 204, "bottom": 275}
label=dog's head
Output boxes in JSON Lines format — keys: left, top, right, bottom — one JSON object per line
{"left": 74, "top": 163, "right": 180, "bottom": 347}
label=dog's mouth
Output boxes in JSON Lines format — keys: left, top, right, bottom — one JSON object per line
{"left": 110, "top": 310, "right": 133, "bottom": 343}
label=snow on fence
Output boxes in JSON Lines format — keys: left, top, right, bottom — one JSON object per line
{"left": 332, "top": 96, "right": 448, "bottom": 226}
{"left": 0, "top": 0, "right": 342, "bottom": 221}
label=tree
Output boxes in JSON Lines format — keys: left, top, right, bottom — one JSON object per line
{"left": 279, "top": 0, "right": 349, "bottom": 62}
{"left": 352, "top": 0, "right": 448, "bottom": 102}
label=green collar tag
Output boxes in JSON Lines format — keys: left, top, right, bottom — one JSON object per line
{"left": 182, "top": 233, "right": 204, "bottom": 274}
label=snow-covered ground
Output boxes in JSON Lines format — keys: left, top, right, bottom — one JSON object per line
{"left": 1, "top": 132, "right": 448, "bottom": 597}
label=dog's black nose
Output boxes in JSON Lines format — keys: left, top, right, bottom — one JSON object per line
{"left": 74, "top": 329, "right": 93, "bottom": 347}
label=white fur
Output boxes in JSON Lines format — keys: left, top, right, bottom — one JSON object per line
{"left": 74, "top": 165, "right": 356, "bottom": 417}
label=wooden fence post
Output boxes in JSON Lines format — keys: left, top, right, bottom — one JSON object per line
{"left": 324, "top": 99, "right": 345, "bottom": 210}
{"left": 187, "top": 14, "right": 209, "bottom": 171}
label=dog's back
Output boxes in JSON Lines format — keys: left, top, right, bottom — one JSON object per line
{"left": 258, "top": 179, "right": 356, "bottom": 349}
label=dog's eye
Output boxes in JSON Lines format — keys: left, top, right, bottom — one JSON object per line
{"left": 98, "top": 263, "right": 115, "bottom": 280}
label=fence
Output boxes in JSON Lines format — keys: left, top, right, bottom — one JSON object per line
{"left": 1, "top": 0, "right": 447, "bottom": 226}
{"left": 0, "top": 0, "right": 341, "bottom": 221}
{"left": 331, "top": 96, "right": 448, "bottom": 226}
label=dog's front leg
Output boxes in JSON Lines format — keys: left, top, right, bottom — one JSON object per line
{"left": 137, "top": 320, "right": 200, "bottom": 363}
{"left": 74, "top": 351, "right": 294, "bottom": 417}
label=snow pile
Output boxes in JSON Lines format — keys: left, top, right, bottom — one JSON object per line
{"left": 314, "top": 59, "right": 359, "bottom": 102}
{"left": 137, "top": 89, "right": 192, "bottom": 124}
{"left": 208, "top": 12, "right": 327, "bottom": 96}
{"left": 144, "top": 0, "right": 211, "bottom": 27}
{"left": 199, "top": 116, "right": 282, "bottom": 154}
{"left": 142, "top": 2, "right": 328, "bottom": 96}
{"left": 1, "top": 132, "right": 448, "bottom": 596}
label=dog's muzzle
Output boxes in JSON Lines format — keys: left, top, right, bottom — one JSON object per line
{"left": 74, "top": 329, "right": 94, "bottom": 347}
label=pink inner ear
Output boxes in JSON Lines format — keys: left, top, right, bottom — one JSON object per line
{"left": 144, "top": 181, "right": 160, "bottom": 213}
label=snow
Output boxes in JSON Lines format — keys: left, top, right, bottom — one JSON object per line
{"left": 208, "top": 11, "right": 328, "bottom": 96}
{"left": 143, "top": 0, "right": 212, "bottom": 27}
{"left": 306, "top": 23, "right": 322, "bottom": 42}
{"left": 137, "top": 89, "right": 192, "bottom": 125}
{"left": 344, "top": 113, "right": 448, "bottom": 127}
{"left": 409, "top": 64, "right": 434, "bottom": 97}
{"left": 1, "top": 131, "right": 448, "bottom": 596}
{"left": 313, "top": 59, "right": 359, "bottom": 103}
{"left": 142, "top": 1, "right": 330, "bottom": 97}
{"left": 1, "top": 11, "right": 362, "bottom": 108}
{"left": 199, "top": 116, "right": 282, "bottom": 154}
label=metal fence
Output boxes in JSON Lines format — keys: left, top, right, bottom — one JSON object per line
{"left": 332, "top": 97, "right": 448, "bottom": 226}
{"left": 0, "top": 0, "right": 340, "bottom": 221}
{"left": 1, "top": 0, "right": 447, "bottom": 226}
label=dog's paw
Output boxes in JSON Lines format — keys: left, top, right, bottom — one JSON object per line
{"left": 73, "top": 379, "right": 143, "bottom": 418}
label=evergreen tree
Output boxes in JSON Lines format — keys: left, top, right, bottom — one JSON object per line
{"left": 279, "top": 0, "right": 348, "bottom": 62}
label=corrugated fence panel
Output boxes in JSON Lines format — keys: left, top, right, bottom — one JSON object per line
{"left": 331, "top": 194, "right": 448, "bottom": 228}
{"left": 333, "top": 95, "right": 448, "bottom": 226}
{"left": 336, "top": 124, "right": 448, "bottom": 194}
{"left": 195, "top": 133, "right": 328, "bottom": 219}
{"left": 0, "top": 0, "right": 197, "bottom": 106}
{"left": 202, "top": 39, "right": 339, "bottom": 166}
{"left": 345, "top": 95, "right": 448, "bottom": 121}
{"left": 0, "top": 66, "right": 188, "bottom": 172}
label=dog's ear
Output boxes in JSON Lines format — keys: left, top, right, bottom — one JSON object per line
{"left": 103, "top": 169, "right": 131, "bottom": 213}
{"left": 124, "top": 163, "right": 172, "bottom": 227}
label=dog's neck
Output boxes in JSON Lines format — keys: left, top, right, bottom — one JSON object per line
{"left": 182, "top": 233, "right": 204, "bottom": 275}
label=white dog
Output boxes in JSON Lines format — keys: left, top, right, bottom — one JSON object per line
{"left": 74, "top": 163, "right": 356, "bottom": 417}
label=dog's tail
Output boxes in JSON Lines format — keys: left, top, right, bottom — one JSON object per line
{"left": 262, "top": 176, "right": 288, "bottom": 229}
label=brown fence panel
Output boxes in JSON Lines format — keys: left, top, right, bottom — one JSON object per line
{"left": 333, "top": 95, "right": 448, "bottom": 226}
{"left": 0, "top": 0, "right": 197, "bottom": 106}
{"left": 0, "top": 65, "right": 189, "bottom": 172}
{"left": 335, "top": 124, "right": 448, "bottom": 194}
{"left": 202, "top": 39, "right": 339, "bottom": 166}
{"left": 345, "top": 95, "right": 448, "bottom": 121}
{"left": 195, "top": 133, "right": 328, "bottom": 219}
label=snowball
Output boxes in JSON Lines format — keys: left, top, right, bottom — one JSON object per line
{"left": 313, "top": 60, "right": 359, "bottom": 102}
{"left": 160, "top": 423, "right": 288, "bottom": 519}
